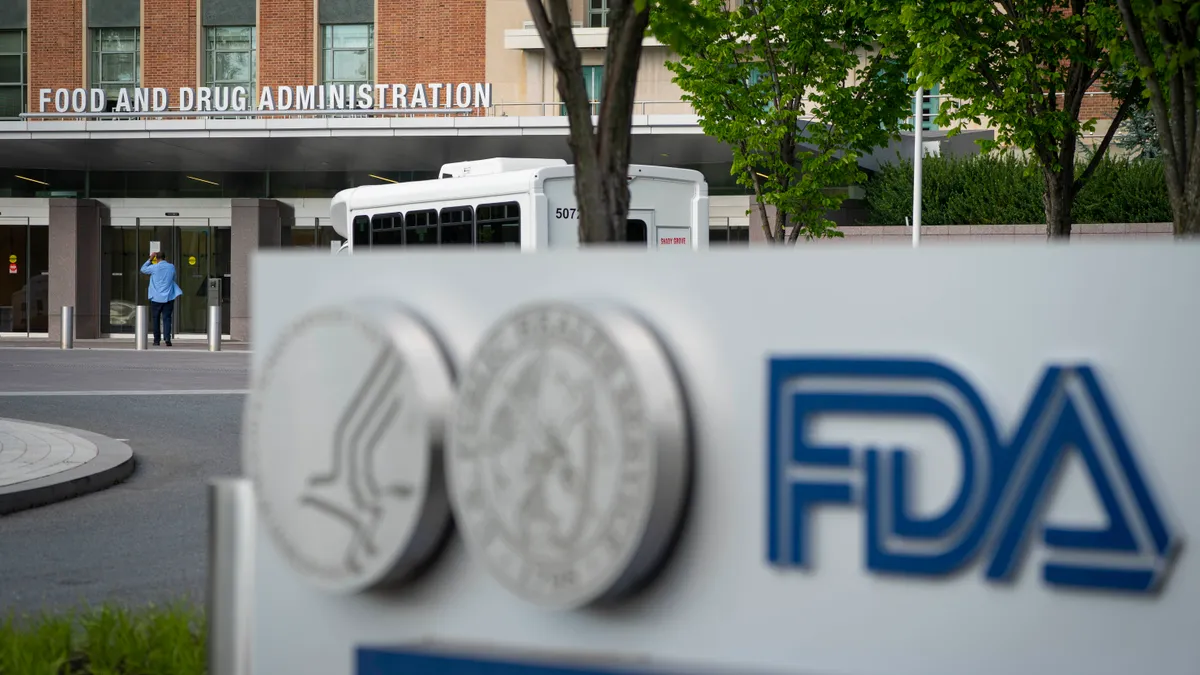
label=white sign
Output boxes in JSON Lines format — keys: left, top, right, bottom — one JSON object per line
{"left": 243, "top": 245, "right": 1199, "bottom": 675}
{"left": 37, "top": 82, "right": 493, "bottom": 114}
{"left": 148, "top": 241, "right": 160, "bottom": 255}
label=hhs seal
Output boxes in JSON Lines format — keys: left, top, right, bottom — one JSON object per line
{"left": 447, "top": 302, "right": 692, "bottom": 609}
{"left": 243, "top": 300, "right": 454, "bottom": 594}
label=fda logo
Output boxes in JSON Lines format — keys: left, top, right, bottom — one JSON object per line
{"left": 766, "top": 357, "right": 1182, "bottom": 593}
{"left": 245, "top": 299, "right": 692, "bottom": 609}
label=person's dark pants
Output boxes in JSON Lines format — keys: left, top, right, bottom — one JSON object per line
{"left": 150, "top": 300, "right": 174, "bottom": 344}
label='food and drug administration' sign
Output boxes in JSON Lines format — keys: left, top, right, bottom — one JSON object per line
{"left": 34, "top": 82, "right": 494, "bottom": 115}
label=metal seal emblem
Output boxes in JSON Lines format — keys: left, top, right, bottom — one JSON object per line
{"left": 446, "top": 302, "right": 693, "bottom": 609}
{"left": 243, "top": 300, "right": 455, "bottom": 594}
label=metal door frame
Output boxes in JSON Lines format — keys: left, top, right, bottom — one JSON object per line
{"left": 123, "top": 217, "right": 230, "bottom": 338}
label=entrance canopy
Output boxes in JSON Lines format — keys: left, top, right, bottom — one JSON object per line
{"left": 0, "top": 115, "right": 734, "bottom": 172}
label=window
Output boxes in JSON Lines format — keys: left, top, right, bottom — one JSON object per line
{"left": 588, "top": 0, "right": 609, "bottom": 27}
{"left": 562, "top": 65, "right": 604, "bottom": 116}
{"left": 352, "top": 215, "right": 370, "bottom": 248}
{"left": 205, "top": 26, "right": 256, "bottom": 92}
{"left": 476, "top": 202, "right": 521, "bottom": 245}
{"left": 746, "top": 66, "right": 777, "bottom": 111}
{"left": 91, "top": 28, "right": 141, "bottom": 105}
{"left": 0, "top": 31, "right": 26, "bottom": 119}
{"left": 625, "top": 219, "right": 647, "bottom": 243}
{"left": 404, "top": 210, "right": 437, "bottom": 245}
{"left": 370, "top": 212, "right": 403, "bottom": 246}
{"left": 710, "top": 226, "right": 749, "bottom": 245}
{"left": 910, "top": 83, "right": 941, "bottom": 132}
{"left": 321, "top": 24, "right": 374, "bottom": 87}
{"left": 439, "top": 207, "right": 473, "bottom": 245}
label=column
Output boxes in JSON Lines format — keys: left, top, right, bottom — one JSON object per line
{"left": 47, "top": 198, "right": 104, "bottom": 340}
{"left": 230, "top": 199, "right": 292, "bottom": 342}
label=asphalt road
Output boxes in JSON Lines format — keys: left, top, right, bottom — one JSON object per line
{"left": 0, "top": 347, "right": 249, "bottom": 615}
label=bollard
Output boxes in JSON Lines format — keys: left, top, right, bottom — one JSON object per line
{"left": 60, "top": 306, "right": 74, "bottom": 349}
{"left": 207, "top": 478, "right": 254, "bottom": 675}
{"left": 135, "top": 305, "right": 149, "bottom": 350}
{"left": 208, "top": 306, "right": 222, "bottom": 352}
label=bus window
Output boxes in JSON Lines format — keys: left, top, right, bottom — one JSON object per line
{"left": 477, "top": 202, "right": 521, "bottom": 245}
{"left": 371, "top": 212, "right": 404, "bottom": 246}
{"left": 626, "top": 219, "right": 648, "bottom": 243}
{"left": 352, "top": 215, "right": 371, "bottom": 248}
{"left": 405, "top": 210, "right": 438, "bottom": 245}
{"left": 439, "top": 207, "right": 474, "bottom": 245}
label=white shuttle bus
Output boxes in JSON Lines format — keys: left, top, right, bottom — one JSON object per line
{"left": 328, "top": 157, "right": 709, "bottom": 253}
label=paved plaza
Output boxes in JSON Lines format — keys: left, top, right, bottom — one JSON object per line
{"left": 0, "top": 344, "right": 249, "bottom": 612}
{"left": 0, "top": 419, "right": 99, "bottom": 488}
{"left": 0, "top": 418, "right": 135, "bottom": 515}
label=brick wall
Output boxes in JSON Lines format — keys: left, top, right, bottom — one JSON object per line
{"left": 377, "top": 0, "right": 486, "bottom": 95}
{"left": 1080, "top": 91, "right": 1118, "bottom": 120}
{"left": 29, "top": 0, "right": 83, "bottom": 114}
{"left": 258, "top": 0, "right": 314, "bottom": 93}
{"left": 144, "top": 0, "right": 198, "bottom": 93}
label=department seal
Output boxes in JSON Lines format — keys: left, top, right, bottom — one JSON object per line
{"left": 243, "top": 299, "right": 455, "bottom": 594}
{"left": 446, "top": 301, "right": 692, "bottom": 610}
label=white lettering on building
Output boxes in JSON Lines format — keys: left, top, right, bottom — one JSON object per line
{"left": 35, "top": 83, "right": 495, "bottom": 115}
{"left": 411, "top": 83, "right": 427, "bottom": 109}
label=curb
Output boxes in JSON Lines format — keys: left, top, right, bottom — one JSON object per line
{"left": 0, "top": 420, "right": 137, "bottom": 516}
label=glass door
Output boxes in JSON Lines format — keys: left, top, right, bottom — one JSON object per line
{"left": 0, "top": 219, "right": 49, "bottom": 337}
{"left": 214, "top": 226, "right": 231, "bottom": 335}
{"left": 102, "top": 218, "right": 228, "bottom": 337}
{"left": 101, "top": 224, "right": 140, "bottom": 334}
{"left": 175, "top": 223, "right": 211, "bottom": 335}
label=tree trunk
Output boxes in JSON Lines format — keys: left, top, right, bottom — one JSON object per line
{"left": 525, "top": 0, "right": 649, "bottom": 244}
{"left": 1042, "top": 166, "right": 1076, "bottom": 240}
{"left": 1177, "top": 165, "right": 1200, "bottom": 237}
{"left": 1114, "top": 0, "right": 1198, "bottom": 240}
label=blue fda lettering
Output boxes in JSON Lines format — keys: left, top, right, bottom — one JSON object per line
{"left": 765, "top": 358, "right": 1181, "bottom": 593}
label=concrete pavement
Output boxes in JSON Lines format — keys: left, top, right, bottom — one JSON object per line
{"left": 0, "top": 338, "right": 251, "bottom": 351}
{"left": 0, "top": 347, "right": 249, "bottom": 394}
{"left": 0, "top": 347, "right": 248, "bottom": 612}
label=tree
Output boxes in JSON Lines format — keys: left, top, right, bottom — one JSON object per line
{"left": 653, "top": 0, "right": 915, "bottom": 244}
{"left": 1114, "top": 0, "right": 1199, "bottom": 236}
{"left": 525, "top": 0, "right": 696, "bottom": 243}
{"left": 1115, "top": 99, "right": 1161, "bottom": 159}
{"left": 901, "top": 0, "right": 1139, "bottom": 238}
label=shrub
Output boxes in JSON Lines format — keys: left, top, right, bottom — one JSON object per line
{"left": 864, "top": 152, "right": 1172, "bottom": 225}
{"left": 0, "top": 601, "right": 205, "bottom": 675}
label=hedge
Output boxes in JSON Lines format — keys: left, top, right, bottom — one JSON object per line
{"left": 863, "top": 152, "right": 1173, "bottom": 225}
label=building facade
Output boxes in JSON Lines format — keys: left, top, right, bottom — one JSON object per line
{"left": 0, "top": 0, "right": 1117, "bottom": 340}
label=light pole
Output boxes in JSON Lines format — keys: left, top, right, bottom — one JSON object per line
{"left": 912, "top": 80, "right": 923, "bottom": 248}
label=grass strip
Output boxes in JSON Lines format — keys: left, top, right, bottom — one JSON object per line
{"left": 0, "top": 600, "right": 206, "bottom": 675}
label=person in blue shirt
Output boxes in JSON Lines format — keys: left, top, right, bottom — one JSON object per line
{"left": 140, "top": 251, "right": 184, "bottom": 347}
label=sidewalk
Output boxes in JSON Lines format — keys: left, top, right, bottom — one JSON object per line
{"left": 0, "top": 337, "right": 251, "bottom": 351}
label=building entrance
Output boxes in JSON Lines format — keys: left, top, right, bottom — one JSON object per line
{"left": 101, "top": 218, "right": 231, "bottom": 336}
{"left": 0, "top": 218, "right": 49, "bottom": 337}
